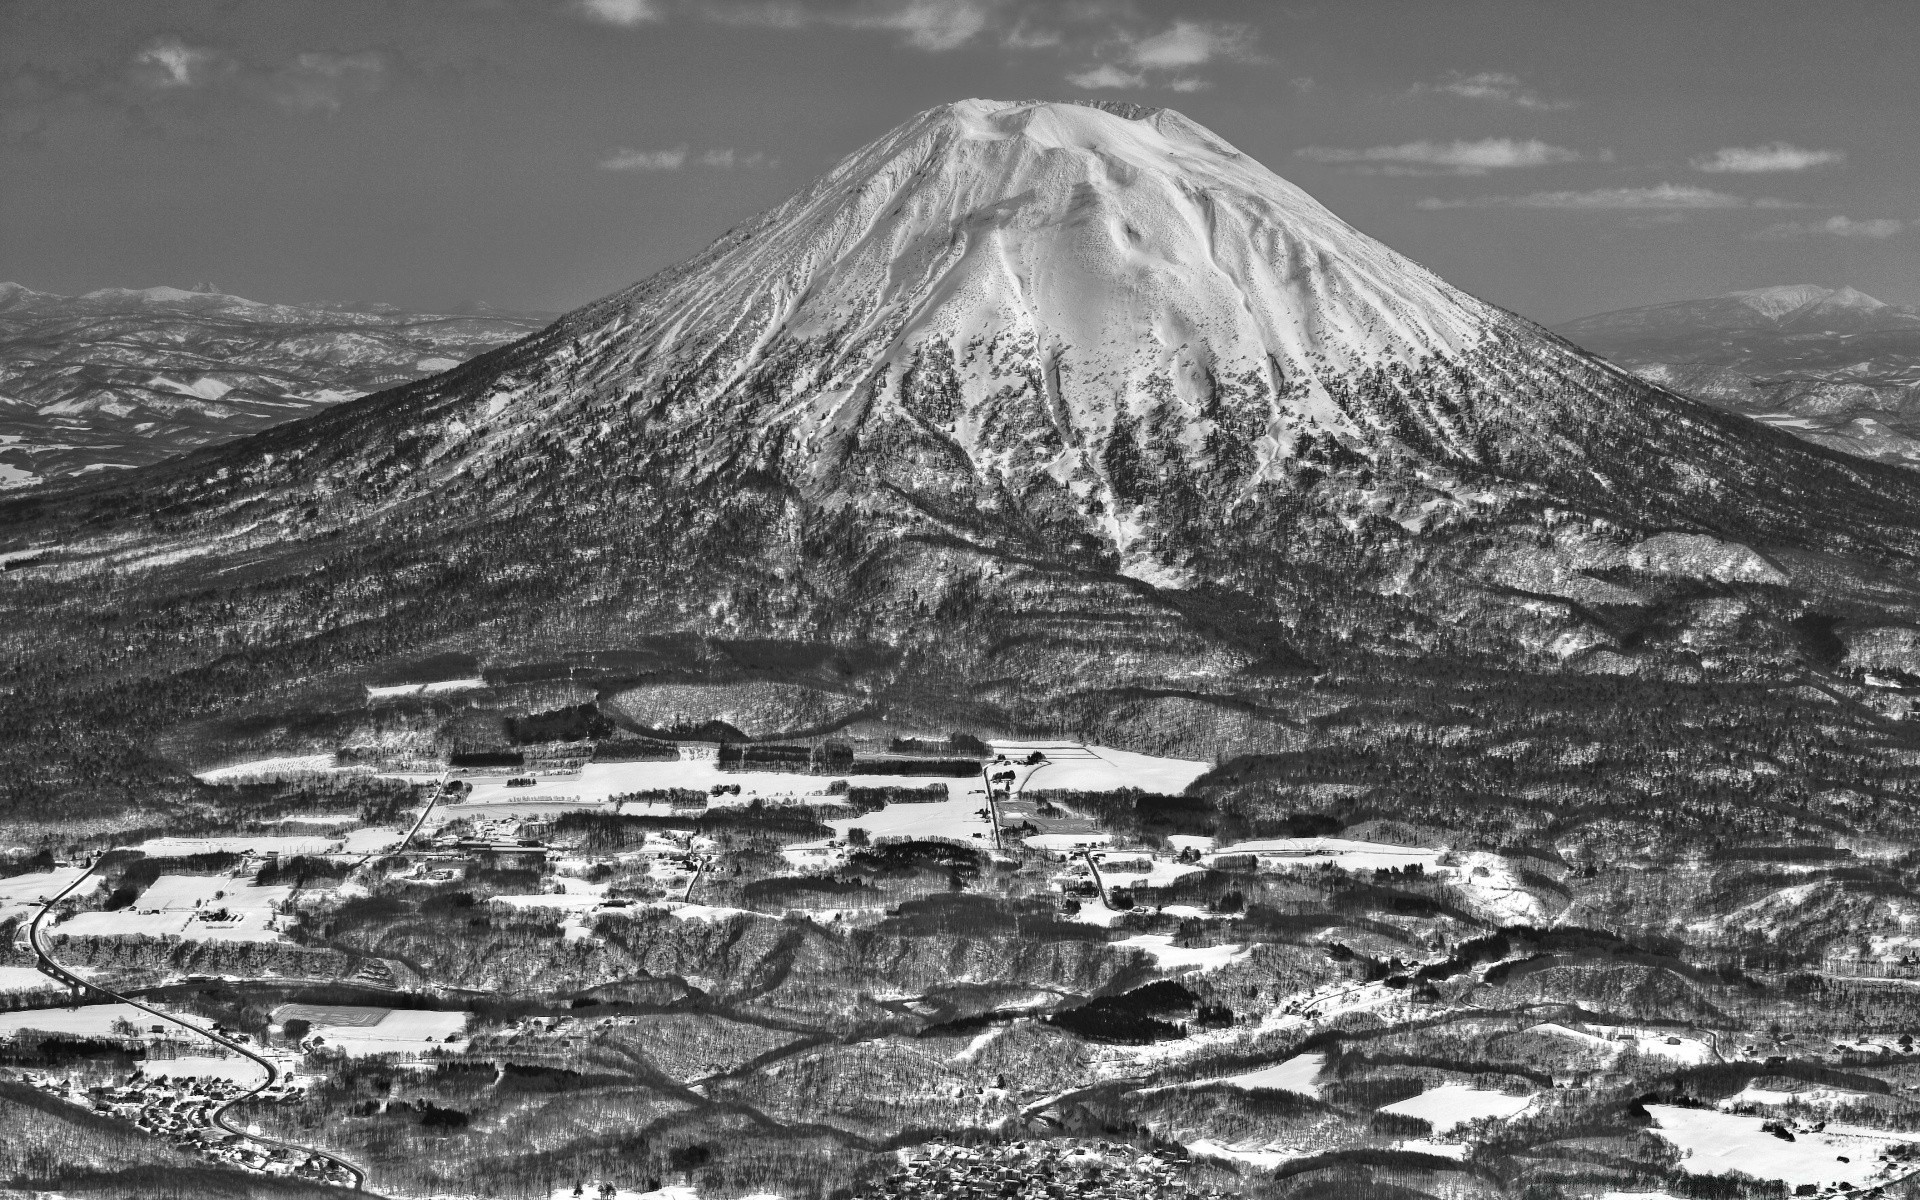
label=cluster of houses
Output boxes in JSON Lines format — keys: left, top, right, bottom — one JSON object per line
{"left": 14, "top": 1067, "right": 350, "bottom": 1184}
{"left": 871, "top": 1140, "right": 1222, "bottom": 1200}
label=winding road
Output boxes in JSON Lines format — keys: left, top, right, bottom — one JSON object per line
{"left": 29, "top": 853, "right": 375, "bottom": 1191}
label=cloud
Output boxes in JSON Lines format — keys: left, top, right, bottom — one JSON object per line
{"left": 600, "top": 146, "right": 689, "bottom": 170}
{"left": 579, "top": 0, "right": 663, "bottom": 25}
{"left": 1413, "top": 71, "right": 1571, "bottom": 111}
{"left": 1069, "top": 18, "right": 1256, "bottom": 91}
{"left": 1418, "top": 184, "right": 1792, "bottom": 210}
{"left": 698, "top": 147, "right": 773, "bottom": 168}
{"left": 1297, "top": 138, "right": 1599, "bottom": 176}
{"left": 1691, "top": 142, "right": 1846, "bottom": 173}
{"left": 270, "top": 51, "right": 387, "bottom": 113}
{"left": 130, "top": 37, "right": 225, "bottom": 89}
{"left": 1125, "top": 20, "right": 1252, "bottom": 69}
{"left": 600, "top": 145, "right": 774, "bottom": 171}
{"left": 1067, "top": 64, "right": 1145, "bottom": 90}
{"left": 1749, "top": 215, "right": 1905, "bottom": 240}
{"left": 845, "top": 0, "right": 994, "bottom": 51}
{"left": 609, "top": 0, "right": 996, "bottom": 51}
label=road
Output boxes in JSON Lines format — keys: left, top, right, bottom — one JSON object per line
{"left": 30, "top": 853, "right": 374, "bottom": 1191}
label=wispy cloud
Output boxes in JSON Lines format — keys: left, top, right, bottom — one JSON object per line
{"left": 1068, "top": 19, "right": 1256, "bottom": 92}
{"left": 600, "top": 146, "right": 689, "bottom": 171}
{"left": 270, "top": 51, "right": 386, "bottom": 114}
{"left": 1691, "top": 142, "right": 1846, "bottom": 173}
{"left": 1412, "top": 71, "right": 1571, "bottom": 111}
{"left": 1297, "top": 138, "right": 1601, "bottom": 176}
{"left": 130, "top": 37, "right": 226, "bottom": 89}
{"left": 587, "top": 0, "right": 996, "bottom": 51}
{"left": 599, "top": 145, "right": 773, "bottom": 171}
{"left": 1419, "top": 184, "right": 1797, "bottom": 211}
{"left": 698, "top": 147, "right": 772, "bottom": 168}
{"left": 578, "top": 0, "right": 662, "bottom": 26}
{"left": 1749, "top": 215, "right": 1904, "bottom": 240}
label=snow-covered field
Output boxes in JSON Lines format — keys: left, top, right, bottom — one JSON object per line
{"left": 365, "top": 678, "right": 486, "bottom": 700}
{"left": 1092, "top": 851, "right": 1204, "bottom": 890}
{"left": 130, "top": 834, "right": 341, "bottom": 857}
{"left": 1381, "top": 1084, "right": 1533, "bottom": 1134}
{"left": 0, "top": 1002, "right": 154, "bottom": 1038}
{"left": 993, "top": 742, "right": 1211, "bottom": 794}
{"left": 1111, "top": 933, "right": 1248, "bottom": 972}
{"left": 825, "top": 794, "right": 993, "bottom": 844}
{"left": 280, "top": 1004, "right": 469, "bottom": 1056}
{"left": 1215, "top": 1052, "right": 1325, "bottom": 1096}
{"left": 1649, "top": 1105, "right": 1917, "bottom": 1190}
{"left": 194, "top": 755, "right": 361, "bottom": 783}
{"left": 1183, "top": 1139, "right": 1299, "bottom": 1169}
{"left": 0, "top": 965, "right": 59, "bottom": 996}
{"left": 0, "top": 865, "right": 100, "bottom": 924}
{"left": 59, "top": 875, "right": 292, "bottom": 943}
{"left": 451, "top": 758, "right": 977, "bottom": 811}
{"left": 1024, "top": 832, "right": 1112, "bottom": 850}
{"left": 1207, "top": 837, "right": 1442, "bottom": 873}
{"left": 141, "top": 1054, "right": 262, "bottom": 1082}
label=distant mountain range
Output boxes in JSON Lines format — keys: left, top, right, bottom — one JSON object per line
{"left": 1557, "top": 284, "right": 1920, "bottom": 467}
{"left": 0, "top": 282, "right": 548, "bottom": 488}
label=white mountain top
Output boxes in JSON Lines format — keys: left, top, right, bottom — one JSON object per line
{"left": 540, "top": 99, "right": 1514, "bottom": 501}
{"left": 1727, "top": 283, "right": 1888, "bottom": 318}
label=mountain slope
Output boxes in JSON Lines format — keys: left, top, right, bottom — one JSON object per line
{"left": 1558, "top": 284, "right": 1920, "bottom": 466}
{"left": 0, "top": 282, "right": 546, "bottom": 488}
{"left": 7, "top": 99, "right": 1920, "bottom": 820}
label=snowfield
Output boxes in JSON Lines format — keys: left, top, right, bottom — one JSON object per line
{"left": 1649, "top": 1105, "right": 1918, "bottom": 1190}
{"left": 1215, "top": 1052, "right": 1326, "bottom": 1096}
{"left": 1111, "top": 934, "right": 1249, "bottom": 972}
{"left": 991, "top": 743, "right": 1212, "bottom": 795}
{"left": 1381, "top": 1084, "right": 1534, "bottom": 1134}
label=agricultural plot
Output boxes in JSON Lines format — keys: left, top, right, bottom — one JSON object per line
{"left": 59, "top": 875, "right": 293, "bottom": 943}
{"left": 273, "top": 1003, "right": 468, "bottom": 1056}
{"left": 1649, "top": 1105, "right": 1920, "bottom": 1190}
{"left": 1380, "top": 1083, "right": 1534, "bottom": 1134}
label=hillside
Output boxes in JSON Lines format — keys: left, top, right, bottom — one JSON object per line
{"left": 0, "top": 282, "right": 545, "bottom": 488}
{"left": 1558, "top": 284, "right": 1920, "bottom": 466}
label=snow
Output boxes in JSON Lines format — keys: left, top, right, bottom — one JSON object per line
{"left": 1184, "top": 1139, "right": 1300, "bottom": 1169}
{"left": 289, "top": 1005, "right": 469, "bottom": 1056}
{"left": 0, "top": 965, "right": 60, "bottom": 994}
{"left": 1111, "top": 934, "right": 1248, "bottom": 972}
{"left": 1452, "top": 851, "right": 1553, "bottom": 925}
{"left": 60, "top": 875, "right": 292, "bottom": 943}
{"left": 1024, "top": 832, "right": 1113, "bottom": 850}
{"left": 1649, "top": 1105, "right": 1918, "bottom": 1190}
{"left": 193, "top": 755, "right": 350, "bottom": 783}
{"left": 824, "top": 794, "right": 992, "bottom": 844}
{"left": 415, "top": 356, "right": 462, "bottom": 371}
{"left": 365, "top": 677, "right": 487, "bottom": 699}
{"left": 992, "top": 742, "right": 1211, "bottom": 795}
{"left": 1216, "top": 1052, "right": 1325, "bottom": 1096}
{"left": 1381, "top": 1084, "right": 1534, "bottom": 1134}
{"left": 128, "top": 834, "right": 343, "bottom": 857}
{"left": 0, "top": 866, "right": 101, "bottom": 924}
{"left": 1208, "top": 837, "right": 1442, "bottom": 873}
{"left": 141, "top": 1054, "right": 262, "bottom": 1082}
{"left": 0, "top": 1002, "right": 154, "bottom": 1038}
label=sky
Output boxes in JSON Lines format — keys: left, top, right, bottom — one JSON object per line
{"left": 3, "top": 0, "right": 1916, "bottom": 324}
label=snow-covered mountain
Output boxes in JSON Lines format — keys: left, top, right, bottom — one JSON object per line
{"left": 0, "top": 282, "right": 546, "bottom": 488}
{"left": 1559, "top": 284, "right": 1920, "bottom": 467}
{"left": 12, "top": 100, "right": 1920, "bottom": 723}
